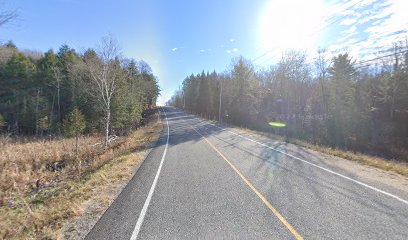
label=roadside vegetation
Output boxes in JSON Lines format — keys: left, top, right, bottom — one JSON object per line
{"left": 168, "top": 44, "right": 408, "bottom": 170}
{"left": 0, "top": 37, "right": 159, "bottom": 139}
{"left": 0, "top": 109, "right": 162, "bottom": 239}
{"left": 0, "top": 32, "right": 161, "bottom": 238}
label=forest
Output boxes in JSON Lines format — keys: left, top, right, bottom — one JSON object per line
{"left": 0, "top": 36, "right": 162, "bottom": 239}
{"left": 0, "top": 37, "right": 160, "bottom": 145}
{"left": 168, "top": 46, "right": 408, "bottom": 162}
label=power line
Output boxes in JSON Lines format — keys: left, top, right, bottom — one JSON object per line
{"left": 355, "top": 49, "right": 408, "bottom": 65}
{"left": 255, "top": 1, "right": 407, "bottom": 67}
{"left": 306, "top": 0, "right": 364, "bottom": 39}
{"left": 252, "top": 47, "right": 280, "bottom": 62}
{"left": 256, "top": 46, "right": 408, "bottom": 70}
{"left": 252, "top": 0, "right": 364, "bottom": 64}
{"left": 258, "top": 38, "right": 407, "bottom": 68}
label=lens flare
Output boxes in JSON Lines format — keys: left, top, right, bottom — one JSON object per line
{"left": 269, "top": 122, "right": 286, "bottom": 127}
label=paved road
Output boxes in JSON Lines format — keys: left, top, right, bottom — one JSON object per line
{"left": 86, "top": 107, "right": 408, "bottom": 240}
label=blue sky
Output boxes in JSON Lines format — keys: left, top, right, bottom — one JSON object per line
{"left": 1, "top": 0, "right": 407, "bottom": 104}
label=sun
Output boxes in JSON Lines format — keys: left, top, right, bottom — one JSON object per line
{"left": 258, "top": 0, "right": 326, "bottom": 55}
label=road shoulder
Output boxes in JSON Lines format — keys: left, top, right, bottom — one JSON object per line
{"left": 61, "top": 121, "right": 163, "bottom": 239}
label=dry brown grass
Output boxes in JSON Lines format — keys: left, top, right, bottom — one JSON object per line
{"left": 295, "top": 141, "right": 408, "bottom": 177}
{"left": 237, "top": 127, "right": 408, "bottom": 177}
{"left": 0, "top": 110, "right": 163, "bottom": 239}
{"left": 1, "top": 135, "right": 100, "bottom": 202}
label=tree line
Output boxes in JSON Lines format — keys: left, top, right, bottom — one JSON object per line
{"left": 168, "top": 46, "right": 408, "bottom": 161}
{"left": 0, "top": 36, "right": 160, "bottom": 146}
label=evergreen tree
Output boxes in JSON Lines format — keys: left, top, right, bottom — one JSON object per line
{"left": 328, "top": 53, "right": 357, "bottom": 148}
{"left": 197, "top": 70, "right": 211, "bottom": 116}
{"left": 63, "top": 107, "right": 86, "bottom": 158}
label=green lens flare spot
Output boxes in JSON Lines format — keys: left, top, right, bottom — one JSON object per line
{"left": 268, "top": 122, "right": 286, "bottom": 127}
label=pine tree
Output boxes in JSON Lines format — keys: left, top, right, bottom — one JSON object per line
{"left": 63, "top": 107, "right": 86, "bottom": 159}
{"left": 328, "top": 53, "right": 357, "bottom": 148}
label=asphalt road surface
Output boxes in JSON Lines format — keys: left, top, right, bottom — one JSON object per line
{"left": 86, "top": 107, "right": 408, "bottom": 240}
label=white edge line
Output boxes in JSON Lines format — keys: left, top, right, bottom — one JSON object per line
{"left": 188, "top": 114, "right": 408, "bottom": 206}
{"left": 130, "top": 108, "right": 170, "bottom": 240}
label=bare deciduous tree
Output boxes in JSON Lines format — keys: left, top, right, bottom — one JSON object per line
{"left": 315, "top": 48, "right": 330, "bottom": 114}
{"left": 0, "top": 8, "right": 17, "bottom": 27}
{"left": 84, "top": 35, "right": 121, "bottom": 147}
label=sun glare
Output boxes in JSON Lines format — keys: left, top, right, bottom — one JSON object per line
{"left": 258, "top": 0, "right": 326, "bottom": 55}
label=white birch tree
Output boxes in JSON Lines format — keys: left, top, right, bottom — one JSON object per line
{"left": 84, "top": 35, "right": 121, "bottom": 147}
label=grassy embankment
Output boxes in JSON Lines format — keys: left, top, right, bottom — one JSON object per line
{"left": 0, "top": 109, "right": 163, "bottom": 239}
{"left": 237, "top": 126, "right": 408, "bottom": 177}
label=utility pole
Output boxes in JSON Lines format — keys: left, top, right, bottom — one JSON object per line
{"left": 218, "top": 79, "right": 222, "bottom": 122}
{"left": 183, "top": 89, "right": 185, "bottom": 109}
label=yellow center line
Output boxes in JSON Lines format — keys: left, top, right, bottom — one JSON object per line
{"left": 191, "top": 126, "right": 303, "bottom": 240}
